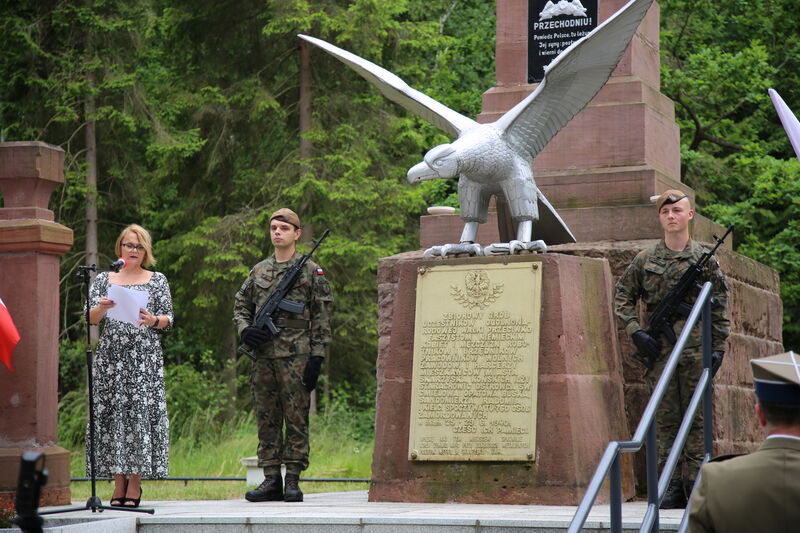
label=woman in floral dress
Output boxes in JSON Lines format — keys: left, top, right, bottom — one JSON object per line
{"left": 87, "top": 224, "right": 173, "bottom": 507}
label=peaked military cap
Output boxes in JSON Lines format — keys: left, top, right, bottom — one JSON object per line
{"left": 654, "top": 189, "right": 690, "bottom": 211}
{"left": 751, "top": 351, "right": 800, "bottom": 404}
{"left": 270, "top": 208, "right": 302, "bottom": 229}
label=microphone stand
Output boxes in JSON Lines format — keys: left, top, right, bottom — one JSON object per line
{"left": 41, "top": 264, "right": 154, "bottom": 516}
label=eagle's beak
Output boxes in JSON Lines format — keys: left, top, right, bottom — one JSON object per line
{"left": 407, "top": 161, "right": 439, "bottom": 183}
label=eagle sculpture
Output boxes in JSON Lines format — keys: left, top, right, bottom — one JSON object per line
{"left": 300, "top": 0, "right": 654, "bottom": 256}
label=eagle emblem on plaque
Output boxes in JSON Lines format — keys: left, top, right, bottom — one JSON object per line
{"left": 450, "top": 270, "right": 504, "bottom": 309}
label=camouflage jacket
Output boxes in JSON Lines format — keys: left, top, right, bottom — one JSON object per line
{"left": 614, "top": 239, "right": 730, "bottom": 351}
{"left": 233, "top": 252, "right": 333, "bottom": 358}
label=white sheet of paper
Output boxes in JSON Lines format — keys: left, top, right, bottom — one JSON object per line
{"left": 106, "top": 285, "right": 150, "bottom": 326}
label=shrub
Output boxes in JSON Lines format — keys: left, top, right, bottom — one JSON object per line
{"left": 316, "top": 382, "right": 376, "bottom": 443}
{"left": 58, "top": 338, "right": 86, "bottom": 398}
{"left": 57, "top": 389, "right": 88, "bottom": 450}
{"left": 0, "top": 500, "right": 15, "bottom": 528}
{"left": 165, "top": 362, "right": 231, "bottom": 439}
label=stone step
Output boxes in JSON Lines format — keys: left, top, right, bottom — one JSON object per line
{"left": 35, "top": 491, "right": 684, "bottom": 532}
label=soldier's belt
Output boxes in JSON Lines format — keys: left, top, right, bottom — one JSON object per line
{"left": 275, "top": 318, "right": 310, "bottom": 329}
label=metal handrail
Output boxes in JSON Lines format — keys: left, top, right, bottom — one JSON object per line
{"left": 568, "top": 281, "right": 715, "bottom": 533}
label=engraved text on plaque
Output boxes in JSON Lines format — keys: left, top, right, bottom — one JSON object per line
{"left": 408, "top": 262, "right": 543, "bottom": 461}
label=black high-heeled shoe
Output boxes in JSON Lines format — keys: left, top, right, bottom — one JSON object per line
{"left": 110, "top": 479, "right": 128, "bottom": 506}
{"left": 124, "top": 486, "right": 142, "bottom": 508}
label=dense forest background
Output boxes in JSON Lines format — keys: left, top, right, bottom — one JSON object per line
{"left": 1, "top": 0, "right": 799, "bottom": 434}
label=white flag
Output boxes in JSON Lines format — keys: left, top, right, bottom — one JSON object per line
{"left": 769, "top": 88, "right": 800, "bottom": 161}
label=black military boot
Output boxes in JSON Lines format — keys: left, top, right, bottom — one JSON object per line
{"left": 245, "top": 473, "right": 283, "bottom": 502}
{"left": 659, "top": 478, "right": 687, "bottom": 509}
{"left": 283, "top": 473, "right": 303, "bottom": 502}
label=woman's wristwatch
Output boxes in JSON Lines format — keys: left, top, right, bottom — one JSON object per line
{"left": 153, "top": 316, "right": 160, "bottom": 328}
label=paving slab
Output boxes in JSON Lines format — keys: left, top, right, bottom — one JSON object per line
{"left": 36, "top": 490, "right": 685, "bottom": 532}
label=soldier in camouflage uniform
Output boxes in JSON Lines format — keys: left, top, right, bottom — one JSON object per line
{"left": 233, "top": 208, "right": 333, "bottom": 502}
{"left": 614, "top": 190, "right": 729, "bottom": 510}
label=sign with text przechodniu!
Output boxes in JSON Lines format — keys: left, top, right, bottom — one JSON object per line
{"left": 528, "top": 0, "right": 599, "bottom": 83}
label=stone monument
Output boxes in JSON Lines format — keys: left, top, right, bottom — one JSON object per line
{"left": 418, "top": 0, "right": 784, "bottom": 496}
{"left": 0, "top": 142, "right": 74, "bottom": 507}
{"left": 372, "top": 252, "right": 634, "bottom": 504}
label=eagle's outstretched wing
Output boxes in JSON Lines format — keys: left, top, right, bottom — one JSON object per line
{"left": 299, "top": 34, "right": 478, "bottom": 138}
{"left": 495, "top": 0, "right": 655, "bottom": 159}
{"left": 769, "top": 88, "right": 800, "bottom": 160}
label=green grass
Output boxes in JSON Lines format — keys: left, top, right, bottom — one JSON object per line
{"left": 67, "top": 411, "right": 373, "bottom": 501}
{"left": 69, "top": 480, "right": 370, "bottom": 502}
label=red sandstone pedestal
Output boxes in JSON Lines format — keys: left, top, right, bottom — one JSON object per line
{"left": 370, "top": 251, "right": 634, "bottom": 504}
{"left": 0, "top": 142, "right": 73, "bottom": 507}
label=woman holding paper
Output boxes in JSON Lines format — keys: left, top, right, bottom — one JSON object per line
{"left": 87, "top": 223, "right": 173, "bottom": 508}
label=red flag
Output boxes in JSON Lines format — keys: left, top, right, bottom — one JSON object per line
{"left": 0, "top": 298, "right": 20, "bottom": 371}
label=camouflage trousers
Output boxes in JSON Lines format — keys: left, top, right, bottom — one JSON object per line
{"left": 250, "top": 354, "right": 311, "bottom": 474}
{"left": 647, "top": 346, "right": 704, "bottom": 483}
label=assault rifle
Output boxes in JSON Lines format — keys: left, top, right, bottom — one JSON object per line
{"left": 631, "top": 225, "right": 733, "bottom": 370}
{"left": 238, "top": 229, "right": 330, "bottom": 362}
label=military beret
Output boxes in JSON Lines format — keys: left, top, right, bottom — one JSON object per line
{"left": 270, "top": 208, "right": 302, "bottom": 229}
{"left": 751, "top": 351, "right": 800, "bottom": 404}
{"left": 654, "top": 189, "right": 690, "bottom": 211}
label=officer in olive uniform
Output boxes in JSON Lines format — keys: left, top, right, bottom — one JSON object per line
{"left": 614, "top": 190, "right": 730, "bottom": 509}
{"left": 688, "top": 351, "right": 800, "bottom": 532}
{"left": 233, "top": 208, "right": 333, "bottom": 502}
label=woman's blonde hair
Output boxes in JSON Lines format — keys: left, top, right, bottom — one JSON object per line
{"left": 115, "top": 224, "right": 156, "bottom": 268}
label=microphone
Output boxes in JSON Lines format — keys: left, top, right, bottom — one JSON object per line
{"left": 109, "top": 258, "right": 127, "bottom": 272}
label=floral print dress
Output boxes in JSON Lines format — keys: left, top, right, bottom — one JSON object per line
{"left": 85, "top": 271, "right": 173, "bottom": 478}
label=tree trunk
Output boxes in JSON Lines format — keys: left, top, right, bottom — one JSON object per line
{"left": 298, "top": 38, "right": 314, "bottom": 241}
{"left": 85, "top": 69, "right": 99, "bottom": 343}
{"left": 299, "top": 39, "right": 325, "bottom": 415}
{"left": 299, "top": 38, "right": 312, "bottom": 166}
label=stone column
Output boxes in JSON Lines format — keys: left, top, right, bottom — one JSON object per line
{"left": 0, "top": 142, "right": 74, "bottom": 507}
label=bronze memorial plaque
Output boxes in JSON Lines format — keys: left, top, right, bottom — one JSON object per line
{"left": 408, "top": 262, "right": 543, "bottom": 461}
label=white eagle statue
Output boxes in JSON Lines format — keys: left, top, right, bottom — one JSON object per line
{"left": 300, "top": 0, "right": 654, "bottom": 256}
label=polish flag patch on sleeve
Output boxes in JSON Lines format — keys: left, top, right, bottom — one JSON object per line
{"left": 316, "top": 268, "right": 325, "bottom": 275}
